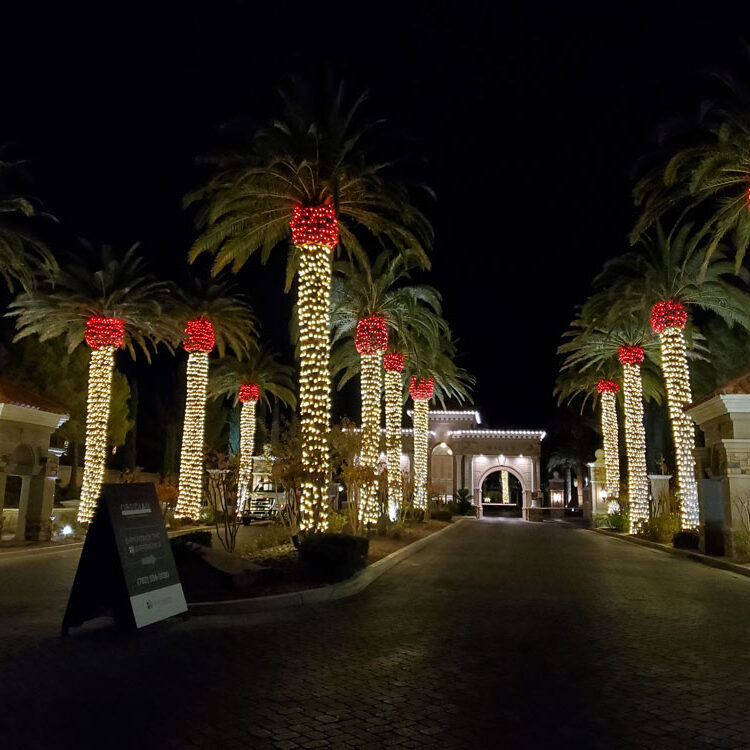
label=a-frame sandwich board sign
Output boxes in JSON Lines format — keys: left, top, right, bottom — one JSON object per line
{"left": 62, "top": 483, "right": 187, "bottom": 635}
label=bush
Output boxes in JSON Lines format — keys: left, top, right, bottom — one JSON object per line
{"left": 430, "top": 509, "right": 452, "bottom": 522}
{"left": 673, "top": 530, "right": 699, "bottom": 549}
{"left": 639, "top": 514, "right": 680, "bottom": 543}
{"left": 732, "top": 528, "right": 750, "bottom": 562}
{"left": 606, "top": 509, "right": 629, "bottom": 532}
{"left": 299, "top": 533, "right": 369, "bottom": 583}
{"left": 173, "top": 530, "right": 212, "bottom": 547}
{"left": 405, "top": 508, "right": 425, "bottom": 523}
{"left": 326, "top": 511, "right": 347, "bottom": 534}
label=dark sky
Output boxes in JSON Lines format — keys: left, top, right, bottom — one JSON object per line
{"left": 3, "top": 1, "right": 749, "bottom": 443}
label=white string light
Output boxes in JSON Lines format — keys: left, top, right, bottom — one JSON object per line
{"left": 359, "top": 351, "right": 382, "bottom": 524}
{"left": 237, "top": 398, "right": 256, "bottom": 514}
{"left": 175, "top": 350, "right": 210, "bottom": 519}
{"left": 78, "top": 346, "right": 116, "bottom": 523}
{"left": 297, "top": 241, "right": 332, "bottom": 531}
{"left": 619, "top": 347, "right": 649, "bottom": 533}
{"left": 657, "top": 324, "right": 699, "bottom": 529}
{"left": 384, "top": 368, "right": 403, "bottom": 519}
{"left": 412, "top": 398, "right": 429, "bottom": 509}
{"left": 448, "top": 429, "right": 547, "bottom": 440}
{"left": 597, "top": 381, "right": 621, "bottom": 502}
{"left": 501, "top": 469, "right": 510, "bottom": 503}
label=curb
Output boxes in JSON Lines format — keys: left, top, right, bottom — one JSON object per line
{"left": 0, "top": 525, "right": 213, "bottom": 560}
{"left": 188, "top": 517, "right": 472, "bottom": 616}
{"left": 590, "top": 526, "right": 750, "bottom": 579}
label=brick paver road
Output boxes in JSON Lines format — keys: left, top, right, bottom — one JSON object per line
{"left": 2, "top": 518, "right": 750, "bottom": 749}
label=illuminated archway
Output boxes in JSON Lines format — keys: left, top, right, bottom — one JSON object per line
{"left": 480, "top": 467, "right": 524, "bottom": 517}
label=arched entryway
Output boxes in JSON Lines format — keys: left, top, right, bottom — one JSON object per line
{"left": 480, "top": 468, "right": 524, "bottom": 518}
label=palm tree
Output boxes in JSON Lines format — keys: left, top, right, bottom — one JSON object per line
{"left": 171, "top": 279, "right": 256, "bottom": 520}
{"left": 330, "top": 251, "right": 443, "bottom": 524}
{"left": 0, "top": 154, "right": 56, "bottom": 291}
{"left": 631, "top": 82, "right": 750, "bottom": 267}
{"left": 404, "top": 340, "right": 474, "bottom": 511}
{"left": 559, "top": 312, "right": 664, "bottom": 532}
{"left": 208, "top": 347, "right": 295, "bottom": 511}
{"left": 554, "top": 366, "right": 624, "bottom": 507}
{"left": 186, "top": 83, "right": 433, "bottom": 530}
{"left": 8, "top": 243, "right": 171, "bottom": 522}
{"left": 593, "top": 224, "right": 750, "bottom": 529}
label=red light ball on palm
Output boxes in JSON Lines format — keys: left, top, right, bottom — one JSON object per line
{"left": 85, "top": 316, "right": 125, "bottom": 349}
{"left": 289, "top": 204, "right": 339, "bottom": 248}
{"left": 409, "top": 376, "right": 434, "bottom": 400}
{"left": 184, "top": 318, "right": 216, "bottom": 353}
{"left": 355, "top": 315, "right": 388, "bottom": 355}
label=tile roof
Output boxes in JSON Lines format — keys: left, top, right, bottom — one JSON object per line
{"left": 0, "top": 376, "right": 69, "bottom": 415}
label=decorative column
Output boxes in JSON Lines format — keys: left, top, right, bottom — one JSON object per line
{"left": 237, "top": 383, "right": 259, "bottom": 513}
{"left": 291, "top": 205, "right": 337, "bottom": 531}
{"left": 175, "top": 318, "right": 214, "bottom": 520}
{"left": 651, "top": 300, "right": 699, "bottom": 530}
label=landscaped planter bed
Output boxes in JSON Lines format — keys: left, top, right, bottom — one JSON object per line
{"left": 178, "top": 519, "right": 451, "bottom": 603}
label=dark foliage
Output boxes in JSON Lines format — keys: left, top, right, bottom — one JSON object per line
{"left": 299, "top": 533, "right": 369, "bottom": 583}
{"left": 673, "top": 529, "right": 700, "bottom": 549}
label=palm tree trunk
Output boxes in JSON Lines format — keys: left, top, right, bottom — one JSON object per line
{"left": 658, "top": 326, "right": 699, "bottom": 529}
{"left": 237, "top": 399, "right": 256, "bottom": 513}
{"left": 501, "top": 469, "right": 510, "bottom": 504}
{"left": 175, "top": 351, "right": 209, "bottom": 520}
{"left": 359, "top": 352, "right": 382, "bottom": 525}
{"left": 413, "top": 398, "right": 429, "bottom": 510}
{"left": 297, "top": 242, "right": 332, "bottom": 531}
{"left": 600, "top": 390, "right": 621, "bottom": 502}
{"left": 77, "top": 346, "right": 116, "bottom": 523}
{"left": 621, "top": 361, "right": 649, "bottom": 532}
{"left": 385, "top": 369, "right": 403, "bottom": 518}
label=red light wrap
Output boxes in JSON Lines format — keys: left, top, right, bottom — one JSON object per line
{"left": 239, "top": 383, "right": 259, "bottom": 403}
{"left": 85, "top": 316, "right": 125, "bottom": 349}
{"left": 384, "top": 352, "right": 405, "bottom": 372}
{"left": 184, "top": 317, "right": 215, "bottom": 353}
{"left": 650, "top": 300, "right": 687, "bottom": 333}
{"left": 618, "top": 345, "right": 645, "bottom": 365}
{"left": 355, "top": 315, "right": 388, "bottom": 355}
{"left": 409, "top": 376, "right": 434, "bottom": 400}
{"left": 289, "top": 204, "right": 338, "bottom": 247}
{"left": 597, "top": 379, "right": 620, "bottom": 394}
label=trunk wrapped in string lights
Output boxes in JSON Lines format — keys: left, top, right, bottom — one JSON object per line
{"left": 651, "top": 300, "right": 699, "bottom": 530}
{"left": 237, "top": 383, "right": 259, "bottom": 514}
{"left": 291, "top": 205, "right": 338, "bottom": 531}
{"left": 596, "top": 379, "right": 621, "bottom": 507}
{"left": 410, "top": 376, "right": 434, "bottom": 510}
{"left": 617, "top": 346, "right": 649, "bottom": 532}
{"left": 77, "top": 316, "right": 126, "bottom": 523}
{"left": 355, "top": 315, "right": 388, "bottom": 524}
{"left": 384, "top": 352, "right": 405, "bottom": 519}
{"left": 175, "top": 317, "right": 215, "bottom": 520}
{"left": 501, "top": 470, "right": 510, "bottom": 504}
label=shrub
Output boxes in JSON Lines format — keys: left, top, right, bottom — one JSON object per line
{"left": 456, "top": 488, "right": 473, "bottom": 516}
{"left": 405, "top": 508, "right": 425, "bottom": 523}
{"left": 593, "top": 514, "right": 610, "bottom": 529}
{"left": 606, "top": 509, "right": 629, "bottom": 532}
{"left": 299, "top": 533, "right": 369, "bottom": 583}
{"left": 240, "top": 522, "right": 292, "bottom": 556}
{"left": 173, "top": 530, "right": 212, "bottom": 547}
{"left": 326, "top": 511, "right": 348, "bottom": 534}
{"left": 430, "top": 509, "right": 452, "bottom": 522}
{"left": 673, "top": 529, "right": 699, "bottom": 549}
{"left": 198, "top": 506, "right": 215, "bottom": 524}
{"left": 732, "top": 528, "right": 750, "bottom": 562}
{"left": 639, "top": 514, "right": 680, "bottom": 543}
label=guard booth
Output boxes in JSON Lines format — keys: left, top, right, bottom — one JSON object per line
{"left": 0, "top": 378, "right": 69, "bottom": 542}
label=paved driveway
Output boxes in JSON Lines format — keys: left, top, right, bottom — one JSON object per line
{"left": 2, "top": 519, "right": 750, "bottom": 749}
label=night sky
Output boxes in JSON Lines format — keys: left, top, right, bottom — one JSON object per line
{"left": 3, "top": 1, "right": 750, "bottom": 452}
